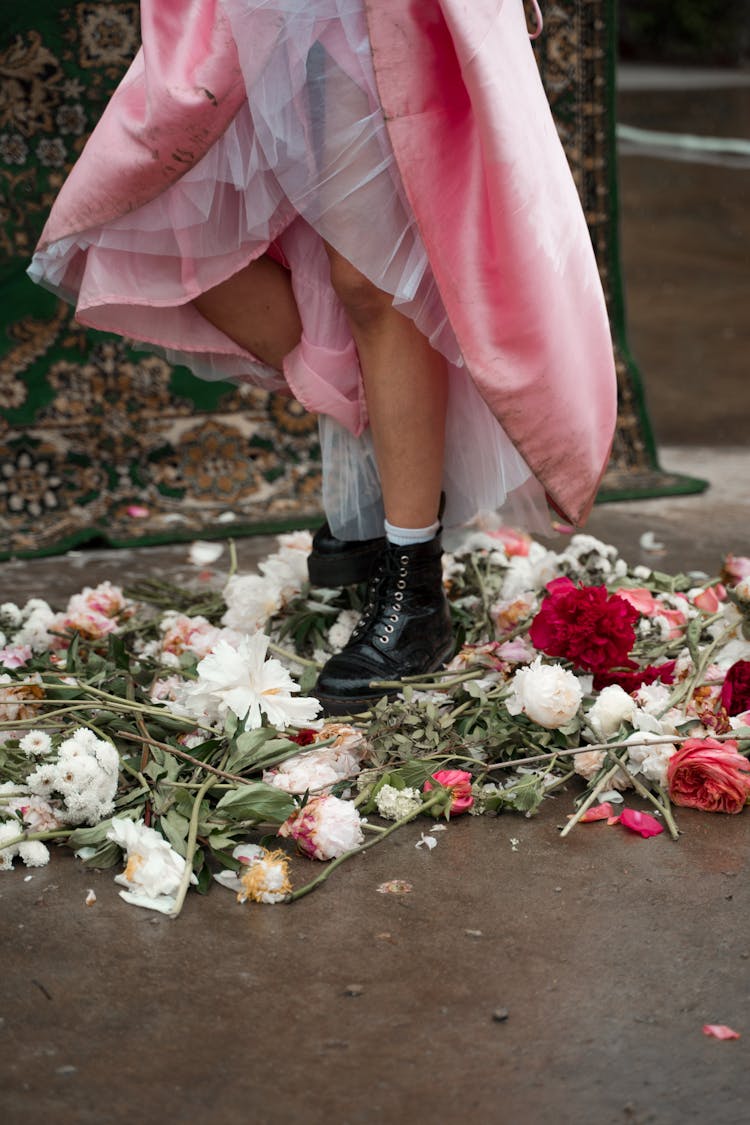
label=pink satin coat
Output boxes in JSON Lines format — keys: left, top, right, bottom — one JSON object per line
{"left": 37, "top": 0, "right": 617, "bottom": 526}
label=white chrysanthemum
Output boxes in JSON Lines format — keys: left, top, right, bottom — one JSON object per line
{"left": 107, "top": 817, "right": 196, "bottom": 913}
{"left": 506, "top": 658, "right": 583, "bottom": 729}
{"left": 180, "top": 634, "right": 321, "bottom": 730}
{"left": 221, "top": 574, "right": 283, "bottom": 632}
{"left": 375, "top": 784, "right": 423, "bottom": 821}
{"left": 0, "top": 819, "right": 20, "bottom": 870}
{"left": 19, "top": 730, "right": 53, "bottom": 758}
{"left": 586, "top": 685, "right": 637, "bottom": 740}
{"left": 18, "top": 840, "right": 50, "bottom": 868}
{"left": 26, "top": 763, "right": 57, "bottom": 799}
{"left": 1, "top": 603, "right": 23, "bottom": 628}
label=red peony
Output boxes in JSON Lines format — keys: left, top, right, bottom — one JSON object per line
{"left": 529, "top": 577, "right": 638, "bottom": 676}
{"left": 720, "top": 660, "right": 750, "bottom": 716}
{"left": 593, "top": 660, "right": 676, "bottom": 693}
{"left": 667, "top": 738, "right": 750, "bottom": 814}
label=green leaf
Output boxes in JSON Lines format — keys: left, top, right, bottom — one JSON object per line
{"left": 67, "top": 819, "right": 114, "bottom": 849}
{"left": 215, "top": 782, "right": 295, "bottom": 825}
{"left": 79, "top": 839, "right": 122, "bottom": 869}
{"left": 160, "top": 809, "right": 190, "bottom": 856}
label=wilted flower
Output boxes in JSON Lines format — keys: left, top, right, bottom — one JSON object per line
{"left": 278, "top": 795, "right": 364, "bottom": 860}
{"left": 506, "top": 657, "right": 583, "bottom": 729}
{"left": 107, "top": 817, "right": 196, "bottom": 913}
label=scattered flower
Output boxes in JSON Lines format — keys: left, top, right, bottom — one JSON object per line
{"left": 423, "top": 769, "right": 474, "bottom": 815}
{"left": 107, "top": 817, "right": 196, "bottom": 913}
{"left": 530, "top": 577, "right": 638, "bottom": 676}
{"left": 278, "top": 795, "right": 364, "bottom": 860}
{"left": 579, "top": 802, "right": 615, "bottom": 823}
{"left": 507, "top": 657, "right": 583, "bottom": 729}
{"left": 375, "top": 784, "right": 423, "bottom": 821}
{"left": 667, "top": 738, "right": 750, "bottom": 814}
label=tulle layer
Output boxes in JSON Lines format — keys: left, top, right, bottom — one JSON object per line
{"left": 29, "top": 0, "right": 550, "bottom": 536}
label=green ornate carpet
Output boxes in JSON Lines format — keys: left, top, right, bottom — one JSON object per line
{"left": 0, "top": 1, "right": 704, "bottom": 561}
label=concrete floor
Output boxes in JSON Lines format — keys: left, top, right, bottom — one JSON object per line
{"left": 2, "top": 66, "right": 750, "bottom": 1125}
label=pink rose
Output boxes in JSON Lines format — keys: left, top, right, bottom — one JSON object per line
{"left": 667, "top": 738, "right": 750, "bottom": 814}
{"left": 423, "top": 769, "right": 474, "bottom": 815}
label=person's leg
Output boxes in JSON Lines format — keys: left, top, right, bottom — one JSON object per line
{"left": 193, "top": 254, "right": 302, "bottom": 372}
{"left": 325, "top": 245, "right": 449, "bottom": 530}
{"left": 314, "top": 245, "right": 453, "bottom": 713}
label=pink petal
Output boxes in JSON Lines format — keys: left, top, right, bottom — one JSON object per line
{"left": 618, "top": 808, "right": 664, "bottom": 838}
{"left": 126, "top": 505, "right": 150, "bottom": 518}
{"left": 703, "top": 1024, "right": 741, "bottom": 1040}
{"left": 607, "top": 815, "right": 621, "bottom": 826}
{"left": 580, "top": 802, "right": 615, "bottom": 823}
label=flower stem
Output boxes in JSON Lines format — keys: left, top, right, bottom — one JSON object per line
{"left": 610, "top": 753, "right": 680, "bottom": 840}
{"left": 0, "top": 828, "right": 71, "bottom": 851}
{"left": 285, "top": 790, "right": 445, "bottom": 902}
{"left": 559, "top": 762, "right": 625, "bottom": 838}
{"left": 267, "top": 642, "right": 322, "bottom": 669}
{"left": 169, "top": 773, "right": 215, "bottom": 918}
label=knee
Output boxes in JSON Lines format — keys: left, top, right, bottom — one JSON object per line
{"left": 326, "top": 247, "right": 392, "bottom": 328}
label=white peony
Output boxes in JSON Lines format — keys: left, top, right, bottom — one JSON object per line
{"left": 107, "top": 817, "right": 197, "bottom": 914}
{"left": 177, "top": 634, "right": 321, "bottom": 730}
{"left": 221, "top": 574, "right": 284, "bottom": 632}
{"left": 506, "top": 658, "right": 583, "bottom": 729}
{"left": 585, "top": 685, "right": 637, "bottom": 740}
{"left": 625, "top": 732, "right": 676, "bottom": 787}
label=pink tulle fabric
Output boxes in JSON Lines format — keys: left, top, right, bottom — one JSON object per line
{"left": 29, "top": 0, "right": 550, "bottom": 538}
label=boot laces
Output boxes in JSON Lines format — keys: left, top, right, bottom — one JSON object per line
{"left": 350, "top": 551, "right": 410, "bottom": 646}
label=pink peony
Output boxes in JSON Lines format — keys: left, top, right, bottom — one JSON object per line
{"left": 278, "top": 795, "right": 364, "bottom": 860}
{"left": 667, "top": 738, "right": 750, "bottom": 814}
{"left": 423, "top": 769, "right": 474, "bottom": 814}
{"left": 0, "top": 644, "right": 32, "bottom": 669}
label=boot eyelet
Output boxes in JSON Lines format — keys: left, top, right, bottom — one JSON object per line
{"left": 378, "top": 634, "right": 389, "bottom": 644}
{"left": 384, "top": 624, "right": 394, "bottom": 633}
{"left": 394, "top": 591, "right": 403, "bottom": 600}
{"left": 388, "top": 614, "right": 398, "bottom": 622}
{"left": 396, "top": 580, "right": 406, "bottom": 589}
{"left": 400, "top": 555, "right": 409, "bottom": 564}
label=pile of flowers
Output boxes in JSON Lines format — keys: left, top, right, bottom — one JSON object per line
{"left": 1, "top": 530, "right": 749, "bottom": 915}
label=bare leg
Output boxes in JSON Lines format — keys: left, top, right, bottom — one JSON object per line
{"left": 192, "top": 254, "right": 302, "bottom": 371}
{"left": 326, "top": 245, "right": 448, "bottom": 529}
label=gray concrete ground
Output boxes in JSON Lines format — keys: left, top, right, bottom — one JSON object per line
{"left": 2, "top": 67, "right": 750, "bottom": 1125}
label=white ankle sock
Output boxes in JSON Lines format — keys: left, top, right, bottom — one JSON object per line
{"left": 384, "top": 518, "right": 440, "bottom": 547}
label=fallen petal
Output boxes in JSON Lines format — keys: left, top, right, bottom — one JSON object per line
{"left": 416, "top": 834, "right": 437, "bottom": 851}
{"left": 703, "top": 1024, "right": 741, "bottom": 1040}
{"left": 607, "top": 815, "right": 621, "bottom": 826}
{"left": 126, "top": 505, "right": 149, "bottom": 519}
{"left": 376, "top": 879, "right": 413, "bottom": 895}
{"left": 619, "top": 808, "right": 664, "bottom": 838}
{"left": 580, "top": 802, "right": 615, "bottom": 823}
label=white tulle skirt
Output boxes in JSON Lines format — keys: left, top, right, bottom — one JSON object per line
{"left": 29, "top": 0, "right": 550, "bottom": 538}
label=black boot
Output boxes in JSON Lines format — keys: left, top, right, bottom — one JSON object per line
{"left": 314, "top": 535, "right": 454, "bottom": 715}
{"left": 307, "top": 494, "right": 446, "bottom": 588}
{"left": 307, "top": 521, "right": 385, "bottom": 587}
